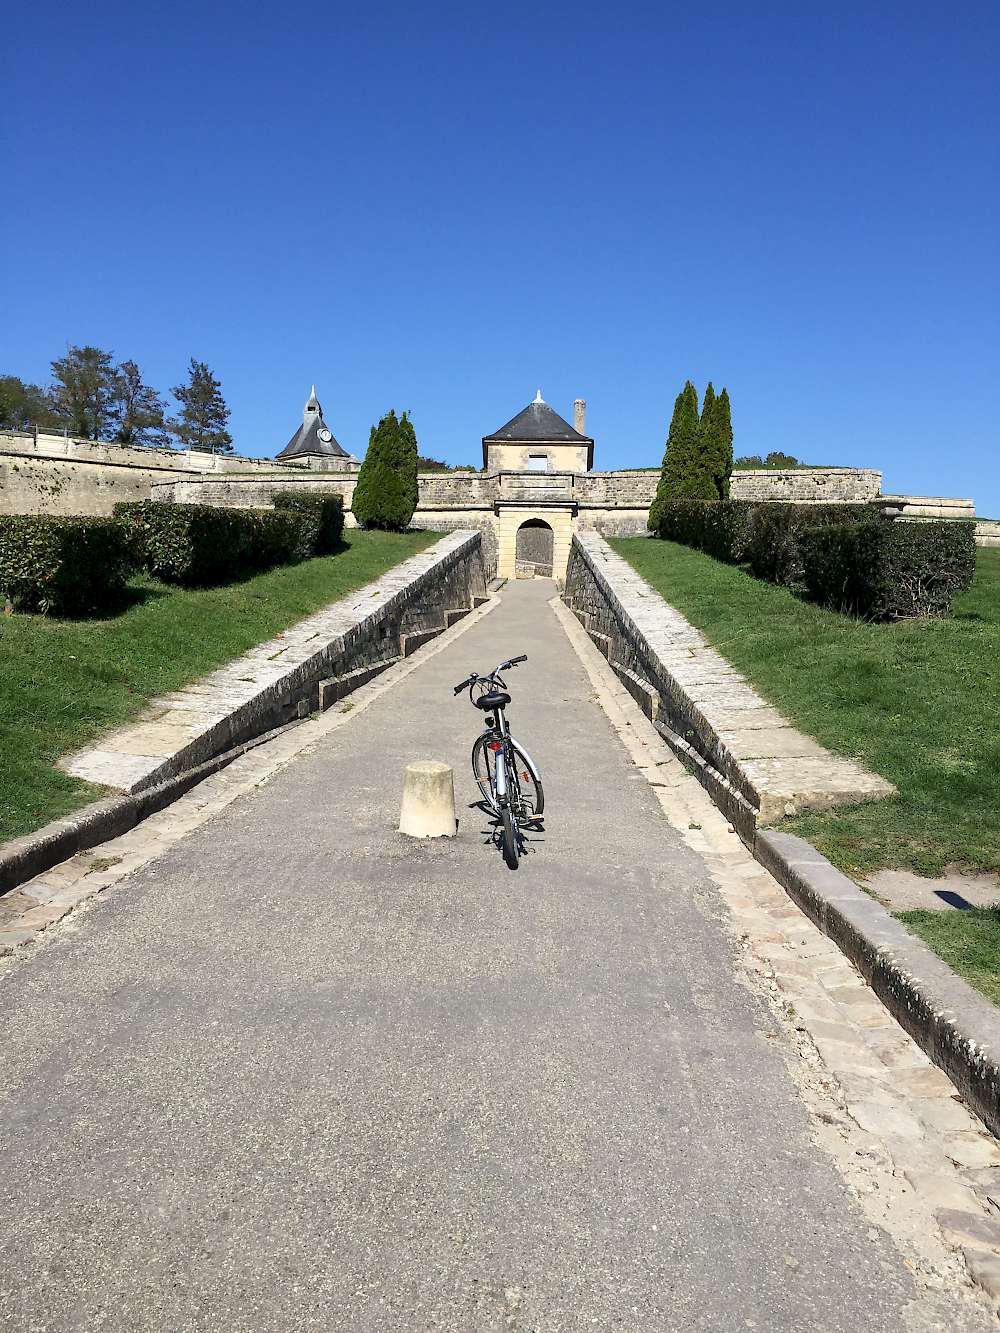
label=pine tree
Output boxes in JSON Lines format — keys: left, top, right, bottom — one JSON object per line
{"left": 714, "top": 388, "right": 734, "bottom": 498}
{"left": 352, "top": 409, "right": 420, "bottom": 531}
{"left": 170, "top": 359, "right": 233, "bottom": 453}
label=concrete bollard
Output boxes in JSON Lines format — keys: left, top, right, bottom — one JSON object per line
{"left": 399, "top": 761, "right": 457, "bottom": 839}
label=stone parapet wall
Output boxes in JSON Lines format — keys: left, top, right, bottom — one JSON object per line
{"left": 60, "top": 531, "right": 487, "bottom": 794}
{"left": 731, "top": 468, "right": 882, "bottom": 503}
{"left": 880, "top": 494, "right": 976, "bottom": 519}
{"left": 563, "top": 531, "right": 893, "bottom": 831}
{"left": 975, "top": 521, "right": 1000, "bottom": 549}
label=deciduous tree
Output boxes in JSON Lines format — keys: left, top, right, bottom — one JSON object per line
{"left": 49, "top": 345, "right": 116, "bottom": 439}
{"left": 0, "top": 376, "right": 61, "bottom": 431}
{"left": 111, "top": 360, "right": 170, "bottom": 447}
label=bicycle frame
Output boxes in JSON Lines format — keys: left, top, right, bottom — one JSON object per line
{"left": 479, "top": 707, "right": 542, "bottom": 815}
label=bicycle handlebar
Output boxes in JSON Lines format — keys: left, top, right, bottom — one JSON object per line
{"left": 452, "top": 655, "right": 527, "bottom": 694}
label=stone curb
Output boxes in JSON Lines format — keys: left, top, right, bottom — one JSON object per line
{"left": 756, "top": 829, "right": 1000, "bottom": 1139}
{"left": 0, "top": 721, "right": 303, "bottom": 900}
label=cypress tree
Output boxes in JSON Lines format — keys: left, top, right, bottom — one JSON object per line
{"left": 698, "top": 381, "right": 720, "bottom": 499}
{"left": 713, "top": 388, "right": 734, "bottom": 499}
{"left": 648, "top": 386, "right": 687, "bottom": 530}
{"left": 352, "top": 409, "right": 419, "bottom": 531}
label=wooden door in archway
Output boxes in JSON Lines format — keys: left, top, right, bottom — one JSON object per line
{"left": 515, "top": 519, "right": 554, "bottom": 577}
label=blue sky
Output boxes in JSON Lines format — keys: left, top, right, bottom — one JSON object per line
{"left": 5, "top": 2, "right": 998, "bottom": 512}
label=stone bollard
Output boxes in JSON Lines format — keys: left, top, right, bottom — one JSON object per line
{"left": 398, "top": 761, "right": 457, "bottom": 839}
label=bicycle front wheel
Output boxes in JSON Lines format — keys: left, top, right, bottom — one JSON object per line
{"left": 472, "top": 736, "right": 544, "bottom": 820}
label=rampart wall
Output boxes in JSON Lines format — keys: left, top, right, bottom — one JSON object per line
{"left": 0, "top": 430, "right": 309, "bottom": 517}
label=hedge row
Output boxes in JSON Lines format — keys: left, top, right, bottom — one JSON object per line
{"left": 655, "top": 499, "right": 875, "bottom": 582}
{"left": 114, "top": 502, "right": 303, "bottom": 586}
{"left": 799, "top": 519, "right": 976, "bottom": 619}
{"left": 653, "top": 500, "right": 976, "bottom": 619}
{"left": 0, "top": 514, "right": 135, "bottom": 615}
{"left": 272, "top": 492, "right": 345, "bottom": 559}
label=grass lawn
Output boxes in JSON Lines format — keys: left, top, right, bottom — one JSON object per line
{"left": 610, "top": 539, "right": 1000, "bottom": 883}
{"left": 0, "top": 529, "right": 437, "bottom": 843}
{"left": 896, "top": 907, "right": 1000, "bottom": 1006}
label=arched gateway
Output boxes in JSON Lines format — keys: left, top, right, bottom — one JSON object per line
{"left": 515, "top": 518, "right": 554, "bottom": 577}
{"left": 483, "top": 390, "right": 594, "bottom": 580}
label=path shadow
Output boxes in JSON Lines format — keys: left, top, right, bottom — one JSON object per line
{"left": 468, "top": 800, "right": 546, "bottom": 870}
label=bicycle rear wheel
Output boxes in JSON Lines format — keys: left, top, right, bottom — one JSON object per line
{"left": 472, "top": 736, "right": 544, "bottom": 820}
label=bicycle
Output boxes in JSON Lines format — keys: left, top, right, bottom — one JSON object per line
{"left": 452, "top": 655, "right": 544, "bottom": 869}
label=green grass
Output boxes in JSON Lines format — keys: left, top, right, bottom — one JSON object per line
{"left": 895, "top": 907, "right": 1000, "bottom": 1006}
{"left": 0, "top": 529, "right": 436, "bottom": 842}
{"left": 610, "top": 538, "right": 1000, "bottom": 882}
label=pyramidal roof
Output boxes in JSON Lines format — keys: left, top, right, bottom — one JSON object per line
{"left": 483, "top": 390, "right": 592, "bottom": 443}
{"left": 277, "top": 385, "right": 355, "bottom": 462}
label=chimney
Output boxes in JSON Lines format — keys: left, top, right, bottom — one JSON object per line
{"left": 574, "top": 398, "right": 586, "bottom": 435}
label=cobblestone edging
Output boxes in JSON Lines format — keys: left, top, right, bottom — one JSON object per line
{"left": 757, "top": 831, "right": 1000, "bottom": 1140}
{"left": 563, "top": 531, "right": 894, "bottom": 830}
{"left": 1, "top": 532, "right": 486, "bottom": 900}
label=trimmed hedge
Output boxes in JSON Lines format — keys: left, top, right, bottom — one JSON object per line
{"left": 741, "top": 502, "right": 880, "bottom": 588}
{"left": 655, "top": 499, "right": 753, "bottom": 563}
{"left": 654, "top": 500, "right": 881, "bottom": 589}
{"left": 653, "top": 499, "right": 977, "bottom": 620}
{"left": 800, "top": 519, "right": 977, "bottom": 620}
{"left": 272, "top": 492, "right": 345, "bottom": 558}
{"left": 0, "top": 514, "right": 135, "bottom": 615}
{"left": 115, "top": 501, "right": 307, "bottom": 586}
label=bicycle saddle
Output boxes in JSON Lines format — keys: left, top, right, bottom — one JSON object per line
{"left": 475, "top": 690, "right": 510, "bottom": 711}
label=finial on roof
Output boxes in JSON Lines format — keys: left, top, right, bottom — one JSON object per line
{"left": 533, "top": 388, "right": 544, "bottom": 404}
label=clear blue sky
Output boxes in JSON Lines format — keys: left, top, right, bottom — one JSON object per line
{"left": 5, "top": 2, "right": 998, "bottom": 511}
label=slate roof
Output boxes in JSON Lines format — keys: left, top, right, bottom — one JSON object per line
{"left": 483, "top": 396, "right": 591, "bottom": 444}
{"left": 276, "top": 387, "right": 355, "bottom": 461}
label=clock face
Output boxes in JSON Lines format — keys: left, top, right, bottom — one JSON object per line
{"left": 318, "top": 428, "right": 332, "bottom": 443}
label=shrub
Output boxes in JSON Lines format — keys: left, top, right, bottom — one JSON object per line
{"left": 654, "top": 499, "right": 752, "bottom": 563}
{"left": 272, "top": 492, "right": 345, "bottom": 557}
{"left": 741, "top": 502, "right": 879, "bottom": 588}
{"left": 115, "top": 501, "right": 310, "bottom": 586}
{"left": 800, "top": 519, "right": 977, "bottom": 620}
{"left": 353, "top": 409, "right": 419, "bottom": 531}
{"left": 0, "top": 514, "right": 135, "bottom": 615}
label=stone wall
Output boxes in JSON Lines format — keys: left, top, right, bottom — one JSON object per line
{"left": 0, "top": 430, "right": 313, "bottom": 517}
{"left": 975, "top": 520, "right": 1000, "bottom": 549}
{"left": 730, "top": 468, "right": 882, "bottom": 503}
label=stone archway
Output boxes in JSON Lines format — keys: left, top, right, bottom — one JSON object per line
{"left": 515, "top": 518, "right": 554, "bottom": 578}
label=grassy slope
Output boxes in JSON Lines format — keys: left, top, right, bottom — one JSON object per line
{"left": 0, "top": 530, "right": 436, "bottom": 842}
{"left": 610, "top": 539, "right": 1000, "bottom": 881}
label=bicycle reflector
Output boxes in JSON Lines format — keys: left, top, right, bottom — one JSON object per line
{"left": 488, "top": 742, "right": 503, "bottom": 752}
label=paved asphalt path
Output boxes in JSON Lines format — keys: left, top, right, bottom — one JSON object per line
{"left": 0, "top": 581, "right": 977, "bottom": 1330}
